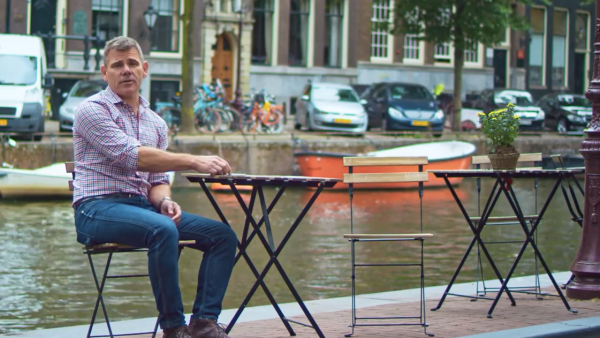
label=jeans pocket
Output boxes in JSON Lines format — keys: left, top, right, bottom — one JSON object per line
{"left": 74, "top": 201, "right": 99, "bottom": 246}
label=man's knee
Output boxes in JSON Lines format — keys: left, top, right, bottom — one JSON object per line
{"left": 151, "top": 219, "right": 179, "bottom": 245}
{"left": 219, "top": 223, "right": 238, "bottom": 251}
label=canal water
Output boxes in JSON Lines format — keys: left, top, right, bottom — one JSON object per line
{"left": 0, "top": 178, "right": 584, "bottom": 334}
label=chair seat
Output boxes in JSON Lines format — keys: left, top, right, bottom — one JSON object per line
{"left": 343, "top": 233, "right": 433, "bottom": 239}
{"left": 469, "top": 215, "right": 539, "bottom": 223}
{"left": 84, "top": 240, "right": 196, "bottom": 252}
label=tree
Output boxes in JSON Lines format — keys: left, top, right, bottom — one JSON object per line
{"left": 179, "top": 0, "right": 196, "bottom": 134}
{"left": 391, "top": 0, "right": 538, "bottom": 132}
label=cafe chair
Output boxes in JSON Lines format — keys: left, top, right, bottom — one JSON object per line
{"left": 66, "top": 162, "right": 195, "bottom": 338}
{"left": 470, "top": 153, "right": 544, "bottom": 298}
{"left": 342, "top": 156, "right": 433, "bottom": 337}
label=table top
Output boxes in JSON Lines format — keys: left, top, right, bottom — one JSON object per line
{"left": 429, "top": 168, "right": 585, "bottom": 178}
{"left": 183, "top": 173, "right": 342, "bottom": 188}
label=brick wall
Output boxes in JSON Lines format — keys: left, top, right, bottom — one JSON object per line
{"left": 66, "top": 0, "right": 92, "bottom": 51}
{"left": 313, "top": 0, "right": 325, "bottom": 67}
{"left": 356, "top": 0, "right": 372, "bottom": 62}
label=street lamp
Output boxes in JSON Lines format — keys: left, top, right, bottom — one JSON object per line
{"left": 232, "top": 0, "right": 248, "bottom": 112}
{"left": 567, "top": 3, "right": 600, "bottom": 300}
{"left": 144, "top": 5, "right": 159, "bottom": 31}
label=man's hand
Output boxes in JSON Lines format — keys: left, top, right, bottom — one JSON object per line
{"left": 160, "top": 199, "right": 182, "bottom": 226}
{"left": 192, "top": 155, "right": 231, "bottom": 175}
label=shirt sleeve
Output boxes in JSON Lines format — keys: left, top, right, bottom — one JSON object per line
{"left": 73, "top": 100, "right": 140, "bottom": 170}
{"left": 148, "top": 120, "right": 171, "bottom": 186}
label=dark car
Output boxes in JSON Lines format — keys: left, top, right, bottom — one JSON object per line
{"left": 351, "top": 84, "right": 372, "bottom": 98}
{"left": 362, "top": 82, "right": 444, "bottom": 134}
{"left": 472, "top": 89, "right": 546, "bottom": 130}
{"left": 537, "top": 93, "right": 591, "bottom": 133}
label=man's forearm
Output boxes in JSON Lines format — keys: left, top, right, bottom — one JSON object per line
{"left": 138, "top": 146, "right": 194, "bottom": 173}
{"left": 149, "top": 184, "right": 172, "bottom": 209}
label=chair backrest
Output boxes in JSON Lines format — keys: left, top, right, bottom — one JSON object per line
{"left": 65, "top": 162, "right": 75, "bottom": 191}
{"left": 471, "top": 153, "right": 542, "bottom": 169}
{"left": 342, "top": 157, "right": 429, "bottom": 184}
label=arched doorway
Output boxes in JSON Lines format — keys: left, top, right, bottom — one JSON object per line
{"left": 211, "top": 33, "right": 234, "bottom": 100}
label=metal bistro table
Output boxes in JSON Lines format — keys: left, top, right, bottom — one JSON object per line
{"left": 428, "top": 168, "right": 584, "bottom": 318}
{"left": 183, "top": 173, "right": 342, "bottom": 338}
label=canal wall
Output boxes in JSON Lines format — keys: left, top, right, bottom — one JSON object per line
{"left": 0, "top": 134, "right": 586, "bottom": 188}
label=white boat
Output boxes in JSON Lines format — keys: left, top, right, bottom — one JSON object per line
{"left": 0, "top": 163, "right": 176, "bottom": 198}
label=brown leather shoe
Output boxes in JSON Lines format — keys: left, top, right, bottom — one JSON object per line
{"left": 188, "top": 318, "right": 231, "bottom": 338}
{"left": 162, "top": 325, "right": 192, "bottom": 338}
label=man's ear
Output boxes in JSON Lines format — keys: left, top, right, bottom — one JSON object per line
{"left": 100, "top": 64, "right": 108, "bottom": 82}
{"left": 142, "top": 61, "right": 149, "bottom": 78}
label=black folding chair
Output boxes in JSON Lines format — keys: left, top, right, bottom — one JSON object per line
{"left": 471, "top": 153, "right": 545, "bottom": 299}
{"left": 66, "top": 162, "right": 195, "bottom": 338}
{"left": 343, "top": 156, "right": 434, "bottom": 337}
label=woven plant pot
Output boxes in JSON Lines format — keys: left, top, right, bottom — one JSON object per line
{"left": 488, "top": 152, "right": 520, "bottom": 170}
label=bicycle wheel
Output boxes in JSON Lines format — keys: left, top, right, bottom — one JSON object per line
{"left": 225, "top": 105, "right": 242, "bottom": 132}
{"left": 215, "top": 107, "right": 232, "bottom": 133}
{"left": 195, "top": 108, "right": 222, "bottom": 134}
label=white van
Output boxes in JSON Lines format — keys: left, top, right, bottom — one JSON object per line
{"left": 0, "top": 34, "right": 53, "bottom": 141}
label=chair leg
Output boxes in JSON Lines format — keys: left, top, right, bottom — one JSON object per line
{"left": 86, "top": 250, "right": 115, "bottom": 338}
{"left": 421, "top": 239, "right": 434, "bottom": 337}
{"left": 345, "top": 239, "right": 357, "bottom": 337}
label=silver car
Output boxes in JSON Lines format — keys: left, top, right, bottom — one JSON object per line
{"left": 294, "top": 82, "right": 368, "bottom": 133}
{"left": 59, "top": 80, "right": 107, "bottom": 132}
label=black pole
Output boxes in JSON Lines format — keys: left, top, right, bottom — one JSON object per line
{"left": 5, "top": 0, "right": 10, "bottom": 33}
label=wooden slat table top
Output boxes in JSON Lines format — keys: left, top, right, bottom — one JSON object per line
{"left": 428, "top": 168, "right": 585, "bottom": 178}
{"left": 182, "top": 173, "right": 342, "bottom": 187}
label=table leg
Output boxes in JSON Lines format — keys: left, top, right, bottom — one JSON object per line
{"left": 432, "top": 176, "right": 516, "bottom": 312}
{"left": 228, "top": 183, "right": 327, "bottom": 338}
{"left": 486, "top": 176, "right": 577, "bottom": 317}
{"left": 198, "top": 181, "right": 296, "bottom": 335}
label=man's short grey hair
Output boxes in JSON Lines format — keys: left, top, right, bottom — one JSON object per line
{"left": 103, "top": 36, "right": 144, "bottom": 65}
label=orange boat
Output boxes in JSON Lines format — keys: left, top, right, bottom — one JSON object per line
{"left": 294, "top": 140, "right": 477, "bottom": 190}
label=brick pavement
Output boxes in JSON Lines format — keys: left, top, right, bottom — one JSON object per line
{"left": 132, "top": 287, "right": 600, "bottom": 338}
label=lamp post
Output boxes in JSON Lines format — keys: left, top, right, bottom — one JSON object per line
{"left": 232, "top": 0, "right": 248, "bottom": 112}
{"left": 567, "top": 2, "right": 600, "bottom": 300}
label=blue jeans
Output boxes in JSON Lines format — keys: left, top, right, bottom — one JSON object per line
{"left": 73, "top": 195, "right": 238, "bottom": 329}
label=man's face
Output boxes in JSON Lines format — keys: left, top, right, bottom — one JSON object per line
{"left": 101, "top": 47, "right": 148, "bottom": 99}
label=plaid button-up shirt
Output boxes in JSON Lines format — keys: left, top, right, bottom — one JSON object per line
{"left": 72, "top": 87, "right": 170, "bottom": 207}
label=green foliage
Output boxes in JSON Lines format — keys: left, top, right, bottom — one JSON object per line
{"left": 390, "top": 0, "right": 544, "bottom": 51}
{"left": 478, "top": 103, "right": 520, "bottom": 152}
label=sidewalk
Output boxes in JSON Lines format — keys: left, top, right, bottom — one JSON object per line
{"left": 5, "top": 272, "right": 600, "bottom": 338}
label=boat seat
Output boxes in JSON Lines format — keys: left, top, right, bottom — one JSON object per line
{"left": 342, "top": 156, "right": 433, "bottom": 337}
{"left": 469, "top": 153, "right": 545, "bottom": 298}
{"left": 65, "top": 161, "right": 194, "bottom": 337}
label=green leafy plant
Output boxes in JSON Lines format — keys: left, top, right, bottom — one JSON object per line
{"left": 478, "top": 103, "right": 520, "bottom": 154}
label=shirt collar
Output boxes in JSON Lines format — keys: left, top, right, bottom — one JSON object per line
{"left": 104, "top": 86, "right": 150, "bottom": 109}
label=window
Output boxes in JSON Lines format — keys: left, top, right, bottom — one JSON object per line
{"left": 150, "top": 80, "right": 180, "bottom": 111}
{"left": 220, "top": 0, "right": 231, "bottom": 12}
{"left": 464, "top": 39, "right": 479, "bottom": 63}
{"left": 151, "top": 0, "right": 180, "bottom": 52}
{"left": 389, "top": 84, "right": 434, "bottom": 101}
{"left": 529, "top": 7, "right": 546, "bottom": 87}
{"left": 289, "top": 0, "right": 310, "bottom": 66}
{"left": 71, "top": 81, "right": 107, "bottom": 98}
{"left": 403, "top": 35, "right": 420, "bottom": 60}
{"left": 92, "top": 0, "right": 122, "bottom": 41}
{"left": 252, "top": 0, "right": 274, "bottom": 65}
{"left": 434, "top": 42, "right": 451, "bottom": 63}
{"left": 325, "top": 0, "right": 344, "bottom": 67}
{"left": 552, "top": 10, "right": 568, "bottom": 88}
{"left": 558, "top": 94, "right": 591, "bottom": 107}
{"left": 371, "top": 0, "right": 393, "bottom": 60}
{"left": 0, "top": 55, "right": 37, "bottom": 86}
{"left": 576, "top": 12, "right": 589, "bottom": 51}
{"left": 311, "top": 86, "right": 359, "bottom": 102}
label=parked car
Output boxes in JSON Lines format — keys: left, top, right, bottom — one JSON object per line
{"left": 58, "top": 79, "right": 107, "bottom": 132}
{"left": 472, "top": 89, "right": 545, "bottom": 130}
{"left": 294, "top": 82, "right": 368, "bottom": 133}
{"left": 537, "top": 93, "right": 591, "bottom": 133}
{"left": 362, "top": 82, "right": 444, "bottom": 135}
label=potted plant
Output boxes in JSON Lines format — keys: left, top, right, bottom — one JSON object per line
{"left": 478, "top": 103, "right": 521, "bottom": 170}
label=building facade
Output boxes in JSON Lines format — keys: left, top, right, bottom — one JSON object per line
{"left": 0, "top": 0, "right": 595, "bottom": 119}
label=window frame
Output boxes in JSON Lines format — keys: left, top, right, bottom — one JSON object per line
{"left": 89, "top": 0, "right": 129, "bottom": 58}
{"left": 370, "top": 0, "right": 394, "bottom": 64}
{"left": 551, "top": 8, "right": 569, "bottom": 89}
{"left": 403, "top": 34, "right": 425, "bottom": 65}
{"left": 251, "top": 0, "right": 275, "bottom": 65}
{"left": 148, "top": 0, "right": 183, "bottom": 56}
{"left": 528, "top": 5, "right": 547, "bottom": 88}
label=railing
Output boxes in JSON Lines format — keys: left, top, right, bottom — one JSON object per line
{"left": 33, "top": 32, "right": 104, "bottom": 71}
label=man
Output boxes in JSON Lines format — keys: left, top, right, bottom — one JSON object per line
{"left": 72, "top": 36, "right": 237, "bottom": 338}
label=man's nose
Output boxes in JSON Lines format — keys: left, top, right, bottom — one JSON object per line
{"left": 121, "top": 65, "right": 132, "bottom": 74}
